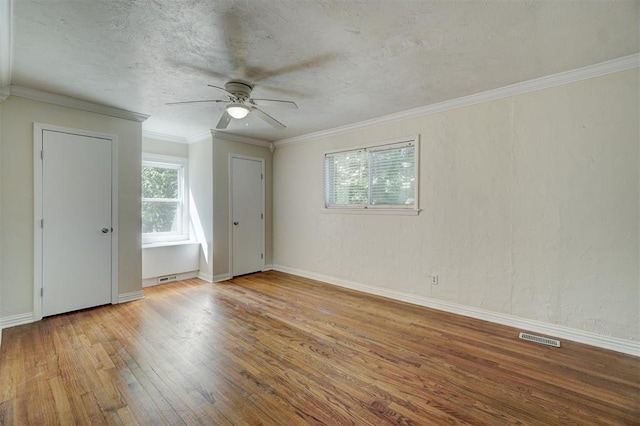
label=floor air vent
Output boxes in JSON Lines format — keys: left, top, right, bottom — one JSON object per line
{"left": 157, "top": 275, "right": 178, "bottom": 284}
{"left": 519, "top": 332, "right": 561, "bottom": 347}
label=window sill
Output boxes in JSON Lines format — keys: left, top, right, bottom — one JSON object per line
{"left": 321, "top": 208, "right": 420, "bottom": 216}
{"left": 142, "top": 240, "right": 199, "bottom": 249}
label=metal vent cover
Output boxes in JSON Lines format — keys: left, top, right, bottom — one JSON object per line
{"left": 519, "top": 332, "right": 561, "bottom": 347}
{"left": 157, "top": 275, "right": 178, "bottom": 284}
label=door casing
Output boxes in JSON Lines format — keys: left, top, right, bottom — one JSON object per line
{"left": 229, "top": 154, "right": 265, "bottom": 277}
{"left": 33, "top": 122, "right": 119, "bottom": 321}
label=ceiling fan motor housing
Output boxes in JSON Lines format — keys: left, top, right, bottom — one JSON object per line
{"left": 225, "top": 81, "right": 253, "bottom": 101}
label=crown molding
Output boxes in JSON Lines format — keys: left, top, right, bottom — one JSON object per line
{"left": 186, "top": 130, "right": 212, "bottom": 144}
{"left": 211, "top": 130, "right": 271, "bottom": 148}
{"left": 142, "top": 130, "right": 187, "bottom": 144}
{"left": 0, "top": 0, "right": 13, "bottom": 90}
{"left": 8, "top": 85, "right": 149, "bottom": 122}
{"left": 275, "top": 53, "right": 640, "bottom": 147}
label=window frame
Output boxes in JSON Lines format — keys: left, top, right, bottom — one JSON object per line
{"left": 323, "top": 135, "right": 420, "bottom": 215}
{"left": 141, "top": 154, "right": 190, "bottom": 244}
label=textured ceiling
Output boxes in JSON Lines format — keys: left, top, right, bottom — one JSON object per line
{"left": 9, "top": 0, "right": 640, "bottom": 142}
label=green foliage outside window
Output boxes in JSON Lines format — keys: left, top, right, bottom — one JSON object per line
{"left": 142, "top": 165, "right": 180, "bottom": 233}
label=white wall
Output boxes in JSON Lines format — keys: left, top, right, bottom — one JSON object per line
{"left": 142, "top": 136, "right": 188, "bottom": 157}
{"left": 273, "top": 69, "right": 639, "bottom": 343}
{"left": 187, "top": 133, "right": 273, "bottom": 281}
{"left": 212, "top": 137, "right": 273, "bottom": 279}
{"left": 188, "top": 137, "right": 214, "bottom": 281}
{"left": 141, "top": 136, "right": 199, "bottom": 283}
{"left": 0, "top": 96, "right": 143, "bottom": 319}
{"left": 141, "top": 242, "right": 199, "bottom": 285}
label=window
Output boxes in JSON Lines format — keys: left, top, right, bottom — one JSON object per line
{"left": 324, "top": 136, "right": 418, "bottom": 213}
{"left": 142, "top": 155, "right": 189, "bottom": 243}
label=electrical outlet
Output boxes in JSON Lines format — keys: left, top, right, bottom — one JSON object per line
{"left": 430, "top": 274, "right": 439, "bottom": 285}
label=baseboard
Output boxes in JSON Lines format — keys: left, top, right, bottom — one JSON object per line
{"left": 198, "top": 272, "right": 214, "bottom": 283}
{"left": 142, "top": 271, "right": 199, "bottom": 288}
{"left": 0, "top": 312, "right": 36, "bottom": 348}
{"left": 0, "top": 312, "right": 35, "bottom": 330}
{"left": 213, "top": 273, "right": 232, "bottom": 282}
{"left": 118, "top": 290, "right": 145, "bottom": 303}
{"left": 263, "top": 264, "right": 274, "bottom": 271}
{"left": 271, "top": 265, "right": 640, "bottom": 357}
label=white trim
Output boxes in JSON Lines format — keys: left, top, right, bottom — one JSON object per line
{"left": 212, "top": 131, "right": 271, "bottom": 147}
{"left": 11, "top": 85, "right": 149, "bottom": 122}
{"left": 229, "top": 154, "right": 266, "bottom": 278}
{"left": 142, "top": 240, "right": 199, "bottom": 249}
{"left": 272, "top": 265, "right": 640, "bottom": 357}
{"left": 118, "top": 291, "right": 145, "bottom": 303}
{"left": 142, "top": 153, "right": 188, "bottom": 163}
{"left": 33, "top": 123, "right": 119, "bottom": 320}
{"left": 0, "top": 0, "right": 13, "bottom": 89}
{"left": 141, "top": 153, "right": 190, "bottom": 244}
{"left": 198, "top": 272, "right": 214, "bottom": 283}
{"left": 142, "top": 130, "right": 188, "bottom": 144}
{"left": 275, "top": 54, "right": 640, "bottom": 147}
{"left": 263, "top": 264, "right": 273, "bottom": 272}
{"left": 321, "top": 208, "right": 420, "bottom": 216}
{"left": 1, "top": 312, "right": 35, "bottom": 347}
{"left": 0, "top": 85, "right": 9, "bottom": 102}
{"left": 0, "top": 312, "right": 35, "bottom": 330}
{"left": 111, "top": 131, "right": 120, "bottom": 306}
{"left": 187, "top": 130, "right": 213, "bottom": 144}
{"left": 213, "top": 273, "right": 232, "bottom": 282}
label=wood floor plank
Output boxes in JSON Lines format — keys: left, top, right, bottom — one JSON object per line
{"left": 0, "top": 271, "right": 638, "bottom": 425}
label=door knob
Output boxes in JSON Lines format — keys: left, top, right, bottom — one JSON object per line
{"left": 233, "top": 221, "right": 239, "bottom": 226}
{"left": 101, "top": 227, "right": 109, "bottom": 233}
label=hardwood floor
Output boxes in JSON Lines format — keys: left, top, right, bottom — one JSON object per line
{"left": 0, "top": 271, "right": 638, "bottom": 425}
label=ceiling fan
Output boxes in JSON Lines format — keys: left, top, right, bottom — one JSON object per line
{"left": 166, "top": 80, "right": 297, "bottom": 130}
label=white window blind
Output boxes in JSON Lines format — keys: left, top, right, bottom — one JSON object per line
{"left": 324, "top": 137, "right": 418, "bottom": 211}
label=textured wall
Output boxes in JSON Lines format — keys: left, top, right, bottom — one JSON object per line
{"left": 0, "top": 96, "right": 142, "bottom": 318}
{"left": 273, "top": 69, "right": 639, "bottom": 342}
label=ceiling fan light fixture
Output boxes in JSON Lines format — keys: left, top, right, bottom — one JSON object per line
{"left": 226, "top": 103, "right": 250, "bottom": 119}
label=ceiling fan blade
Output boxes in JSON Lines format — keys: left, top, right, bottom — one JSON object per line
{"left": 252, "top": 99, "right": 298, "bottom": 109}
{"left": 221, "top": 9, "right": 248, "bottom": 78}
{"left": 256, "top": 83, "right": 309, "bottom": 98}
{"left": 252, "top": 107, "right": 286, "bottom": 130}
{"left": 166, "top": 99, "right": 227, "bottom": 106}
{"left": 216, "top": 111, "right": 232, "bottom": 129}
{"left": 249, "top": 53, "right": 339, "bottom": 82}
{"left": 165, "top": 59, "right": 231, "bottom": 81}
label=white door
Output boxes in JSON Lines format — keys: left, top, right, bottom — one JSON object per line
{"left": 231, "top": 156, "right": 264, "bottom": 276}
{"left": 41, "top": 129, "right": 113, "bottom": 316}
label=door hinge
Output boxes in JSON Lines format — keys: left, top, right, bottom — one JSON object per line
{"left": 40, "top": 150, "right": 43, "bottom": 160}
{"left": 261, "top": 173, "right": 263, "bottom": 180}
{"left": 261, "top": 253, "right": 264, "bottom": 259}
{"left": 261, "top": 213, "right": 263, "bottom": 219}
{"left": 41, "top": 287, "right": 43, "bottom": 297}
{"left": 41, "top": 219, "right": 44, "bottom": 228}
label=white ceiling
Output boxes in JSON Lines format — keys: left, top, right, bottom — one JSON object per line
{"left": 6, "top": 0, "right": 640, "bottom": 142}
